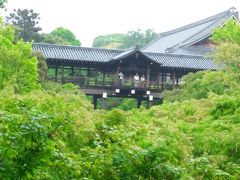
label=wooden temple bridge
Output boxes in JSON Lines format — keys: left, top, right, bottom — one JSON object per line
{"left": 33, "top": 43, "right": 217, "bottom": 109}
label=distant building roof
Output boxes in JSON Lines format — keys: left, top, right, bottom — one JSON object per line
{"left": 142, "top": 8, "right": 239, "bottom": 56}
{"left": 33, "top": 43, "right": 217, "bottom": 70}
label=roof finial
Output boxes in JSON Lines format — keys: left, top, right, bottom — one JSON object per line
{"left": 229, "top": 7, "right": 237, "bottom": 13}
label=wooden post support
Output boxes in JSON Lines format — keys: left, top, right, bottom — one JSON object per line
{"left": 172, "top": 71, "right": 176, "bottom": 89}
{"left": 71, "top": 66, "right": 74, "bottom": 77}
{"left": 157, "top": 72, "right": 160, "bottom": 89}
{"left": 101, "top": 92, "right": 107, "bottom": 109}
{"left": 54, "top": 67, "right": 58, "bottom": 82}
{"left": 148, "top": 95, "right": 153, "bottom": 109}
{"left": 78, "top": 67, "right": 81, "bottom": 84}
{"left": 146, "top": 66, "right": 150, "bottom": 88}
{"left": 116, "top": 66, "right": 120, "bottom": 85}
{"left": 137, "top": 98, "right": 142, "bottom": 108}
{"left": 61, "top": 66, "right": 65, "bottom": 83}
{"left": 103, "top": 71, "right": 106, "bottom": 86}
{"left": 87, "top": 67, "right": 90, "bottom": 86}
{"left": 161, "top": 72, "right": 164, "bottom": 90}
{"left": 93, "top": 95, "right": 98, "bottom": 110}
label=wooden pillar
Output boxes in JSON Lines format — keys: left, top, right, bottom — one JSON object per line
{"left": 137, "top": 98, "right": 142, "bottom": 108}
{"left": 103, "top": 71, "right": 106, "bottom": 86}
{"left": 176, "top": 76, "right": 179, "bottom": 86}
{"left": 157, "top": 72, "right": 160, "bottom": 89}
{"left": 146, "top": 66, "right": 150, "bottom": 88}
{"left": 161, "top": 72, "right": 164, "bottom": 90}
{"left": 101, "top": 92, "right": 107, "bottom": 110}
{"left": 87, "top": 67, "right": 90, "bottom": 86}
{"left": 54, "top": 67, "right": 58, "bottom": 82}
{"left": 61, "top": 66, "right": 65, "bottom": 83}
{"left": 93, "top": 96, "right": 98, "bottom": 110}
{"left": 78, "top": 67, "right": 81, "bottom": 85}
{"left": 172, "top": 71, "right": 176, "bottom": 89}
{"left": 71, "top": 66, "right": 74, "bottom": 76}
{"left": 116, "top": 66, "right": 120, "bottom": 85}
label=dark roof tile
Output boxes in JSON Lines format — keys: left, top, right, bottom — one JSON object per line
{"left": 33, "top": 43, "right": 217, "bottom": 70}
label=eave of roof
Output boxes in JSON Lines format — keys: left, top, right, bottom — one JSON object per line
{"left": 141, "top": 8, "right": 239, "bottom": 54}
{"left": 33, "top": 43, "right": 217, "bottom": 70}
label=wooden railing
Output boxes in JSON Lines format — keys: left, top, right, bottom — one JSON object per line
{"left": 47, "top": 76, "right": 176, "bottom": 91}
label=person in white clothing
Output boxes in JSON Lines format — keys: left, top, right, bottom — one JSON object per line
{"left": 140, "top": 75, "right": 145, "bottom": 88}
{"left": 134, "top": 73, "right": 139, "bottom": 87}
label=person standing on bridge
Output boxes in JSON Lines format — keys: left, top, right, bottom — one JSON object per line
{"left": 134, "top": 73, "right": 139, "bottom": 87}
{"left": 119, "top": 72, "right": 124, "bottom": 85}
{"left": 140, "top": 75, "right": 145, "bottom": 88}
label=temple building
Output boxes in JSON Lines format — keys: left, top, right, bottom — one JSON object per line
{"left": 33, "top": 8, "right": 239, "bottom": 109}
{"left": 142, "top": 7, "right": 239, "bottom": 56}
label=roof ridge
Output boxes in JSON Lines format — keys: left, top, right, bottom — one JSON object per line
{"left": 145, "top": 51, "right": 209, "bottom": 59}
{"left": 173, "top": 11, "right": 239, "bottom": 49}
{"left": 141, "top": 9, "right": 230, "bottom": 51}
{"left": 168, "top": 14, "right": 225, "bottom": 50}
{"left": 33, "top": 43, "right": 124, "bottom": 53}
{"left": 160, "top": 10, "right": 229, "bottom": 37}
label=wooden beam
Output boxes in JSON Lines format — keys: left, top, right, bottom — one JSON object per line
{"left": 137, "top": 98, "right": 142, "bottom": 108}
{"left": 61, "top": 66, "right": 65, "bottom": 83}
{"left": 172, "top": 71, "right": 176, "bottom": 89}
{"left": 146, "top": 66, "right": 150, "bottom": 88}
{"left": 116, "top": 65, "right": 120, "bottom": 85}
{"left": 71, "top": 66, "right": 74, "bottom": 77}
{"left": 103, "top": 71, "right": 106, "bottom": 86}
{"left": 54, "top": 67, "right": 58, "bottom": 82}
{"left": 161, "top": 72, "right": 164, "bottom": 90}
{"left": 87, "top": 67, "right": 90, "bottom": 86}
{"left": 157, "top": 72, "right": 160, "bottom": 89}
{"left": 93, "top": 95, "right": 98, "bottom": 110}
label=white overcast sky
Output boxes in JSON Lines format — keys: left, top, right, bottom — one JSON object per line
{"left": 3, "top": 0, "right": 240, "bottom": 47}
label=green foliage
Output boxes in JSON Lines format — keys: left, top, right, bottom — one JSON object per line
{"left": 6, "top": 9, "right": 42, "bottom": 42}
{"left": 92, "top": 29, "right": 158, "bottom": 49}
{"left": 164, "top": 70, "right": 240, "bottom": 102}
{"left": 0, "top": 83, "right": 94, "bottom": 179}
{"left": 32, "top": 51, "right": 48, "bottom": 82}
{"left": 50, "top": 27, "right": 81, "bottom": 46}
{"left": 0, "top": 20, "right": 39, "bottom": 93}
{"left": 1, "top": 11, "right": 240, "bottom": 179}
{"left": 0, "top": 0, "right": 6, "bottom": 9}
{"left": 211, "top": 19, "right": 240, "bottom": 44}
{"left": 92, "top": 33, "right": 126, "bottom": 49}
{"left": 35, "top": 33, "right": 71, "bottom": 45}
{"left": 121, "top": 29, "right": 158, "bottom": 49}
{"left": 211, "top": 19, "right": 240, "bottom": 69}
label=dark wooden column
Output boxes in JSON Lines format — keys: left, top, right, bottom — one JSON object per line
{"left": 137, "top": 98, "right": 142, "bottom": 108}
{"left": 87, "top": 67, "right": 90, "bottom": 86}
{"left": 61, "top": 66, "right": 65, "bottom": 83}
{"left": 103, "top": 71, "right": 106, "bottom": 86}
{"left": 71, "top": 66, "right": 74, "bottom": 76}
{"left": 116, "top": 66, "right": 120, "bottom": 85}
{"left": 161, "top": 72, "right": 164, "bottom": 90}
{"left": 78, "top": 67, "right": 81, "bottom": 85}
{"left": 176, "top": 74, "right": 179, "bottom": 86}
{"left": 93, "top": 95, "right": 98, "bottom": 110}
{"left": 172, "top": 71, "right": 176, "bottom": 89}
{"left": 157, "top": 72, "right": 160, "bottom": 89}
{"left": 146, "top": 66, "right": 150, "bottom": 88}
{"left": 54, "top": 67, "right": 58, "bottom": 82}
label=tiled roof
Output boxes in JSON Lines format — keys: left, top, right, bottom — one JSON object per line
{"left": 33, "top": 43, "right": 122, "bottom": 63}
{"left": 142, "top": 8, "right": 239, "bottom": 55}
{"left": 33, "top": 43, "right": 217, "bottom": 70}
{"left": 170, "top": 46, "right": 214, "bottom": 56}
{"left": 146, "top": 52, "right": 216, "bottom": 70}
